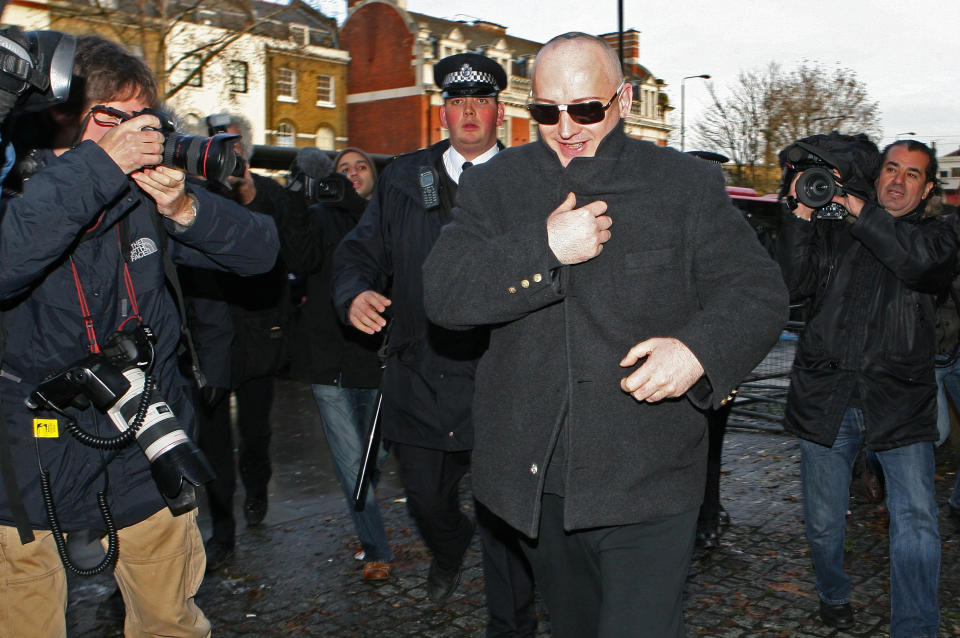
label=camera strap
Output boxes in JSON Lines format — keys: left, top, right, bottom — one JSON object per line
{"left": 69, "top": 226, "right": 143, "bottom": 354}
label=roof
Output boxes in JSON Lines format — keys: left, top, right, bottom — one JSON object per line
{"left": 406, "top": 11, "right": 542, "bottom": 59}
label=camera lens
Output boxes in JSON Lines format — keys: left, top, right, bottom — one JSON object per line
{"left": 161, "top": 133, "right": 245, "bottom": 185}
{"left": 795, "top": 166, "right": 837, "bottom": 209}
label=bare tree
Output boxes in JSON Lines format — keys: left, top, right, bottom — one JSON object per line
{"left": 48, "top": 0, "right": 332, "bottom": 100}
{"left": 693, "top": 60, "right": 881, "bottom": 191}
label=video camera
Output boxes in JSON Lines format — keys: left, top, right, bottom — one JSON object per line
{"left": 778, "top": 132, "right": 880, "bottom": 220}
{"left": 0, "top": 26, "right": 75, "bottom": 125}
{"left": 93, "top": 105, "right": 247, "bottom": 186}
{"left": 287, "top": 146, "right": 360, "bottom": 205}
{"left": 27, "top": 324, "right": 215, "bottom": 515}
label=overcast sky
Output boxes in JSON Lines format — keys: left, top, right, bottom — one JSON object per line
{"left": 395, "top": 0, "right": 960, "bottom": 154}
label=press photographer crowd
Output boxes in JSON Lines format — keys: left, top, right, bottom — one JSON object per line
{"left": 0, "top": 23, "right": 958, "bottom": 638}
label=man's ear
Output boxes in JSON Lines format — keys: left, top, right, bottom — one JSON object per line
{"left": 922, "top": 180, "right": 934, "bottom": 200}
{"left": 439, "top": 104, "right": 449, "bottom": 130}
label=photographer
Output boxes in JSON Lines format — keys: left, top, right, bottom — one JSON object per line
{"left": 776, "top": 134, "right": 954, "bottom": 636}
{"left": 277, "top": 146, "right": 395, "bottom": 581}
{"left": 183, "top": 111, "right": 292, "bottom": 571}
{"left": 0, "top": 35, "right": 278, "bottom": 637}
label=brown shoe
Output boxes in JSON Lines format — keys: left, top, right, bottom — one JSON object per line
{"left": 362, "top": 561, "right": 391, "bottom": 581}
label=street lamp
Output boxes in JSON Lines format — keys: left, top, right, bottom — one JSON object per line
{"left": 680, "top": 74, "right": 710, "bottom": 151}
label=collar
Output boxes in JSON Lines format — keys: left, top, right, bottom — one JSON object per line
{"left": 534, "top": 121, "right": 628, "bottom": 168}
{"left": 442, "top": 143, "right": 499, "bottom": 184}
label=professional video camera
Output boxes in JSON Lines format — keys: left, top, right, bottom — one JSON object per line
{"left": 27, "top": 324, "right": 215, "bottom": 515}
{"left": 91, "top": 104, "right": 246, "bottom": 186}
{"left": 287, "top": 146, "right": 363, "bottom": 205}
{"left": 0, "top": 26, "right": 75, "bottom": 126}
{"left": 778, "top": 132, "right": 880, "bottom": 220}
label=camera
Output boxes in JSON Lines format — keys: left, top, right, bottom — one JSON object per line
{"left": 287, "top": 146, "right": 361, "bottom": 205}
{"left": 27, "top": 325, "right": 215, "bottom": 514}
{"left": 103, "top": 106, "right": 247, "bottom": 186}
{"left": 779, "top": 133, "right": 881, "bottom": 220}
{"left": 0, "top": 27, "right": 75, "bottom": 124}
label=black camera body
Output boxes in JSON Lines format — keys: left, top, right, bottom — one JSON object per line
{"left": 129, "top": 107, "right": 247, "bottom": 186}
{"left": 779, "top": 133, "right": 881, "bottom": 220}
{"left": 27, "top": 325, "right": 215, "bottom": 514}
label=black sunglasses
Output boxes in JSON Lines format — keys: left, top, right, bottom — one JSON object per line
{"left": 527, "top": 83, "right": 625, "bottom": 125}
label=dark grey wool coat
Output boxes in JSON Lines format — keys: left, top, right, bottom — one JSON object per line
{"left": 423, "top": 126, "right": 788, "bottom": 537}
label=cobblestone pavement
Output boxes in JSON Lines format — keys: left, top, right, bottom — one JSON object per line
{"left": 65, "top": 384, "right": 960, "bottom": 637}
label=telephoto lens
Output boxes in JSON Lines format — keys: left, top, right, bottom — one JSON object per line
{"left": 161, "top": 132, "right": 247, "bottom": 185}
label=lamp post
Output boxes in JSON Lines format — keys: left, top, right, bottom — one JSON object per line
{"left": 680, "top": 74, "right": 710, "bottom": 151}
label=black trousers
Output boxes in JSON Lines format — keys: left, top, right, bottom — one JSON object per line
{"left": 521, "top": 494, "right": 697, "bottom": 638}
{"left": 391, "top": 443, "right": 536, "bottom": 637}
{"left": 390, "top": 442, "right": 474, "bottom": 570}
{"left": 701, "top": 403, "right": 732, "bottom": 521}
{"left": 196, "top": 376, "right": 275, "bottom": 545}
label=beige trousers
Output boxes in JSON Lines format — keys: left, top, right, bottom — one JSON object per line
{"left": 0, "top": 507, "right": 210, "bottom": 637}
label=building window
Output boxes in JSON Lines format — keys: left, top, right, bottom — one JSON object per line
{"left": 276, "top": 122, "right": 295, "bottom": 147}
{"left": 315, "top": 74, "right": 334, "bottom": 107}
{"left": 228, "top": 60, "right": 248, "bottom": 93}
{"left": 289, "top": 25, "right": 308, "bottom": 45}
{"left": 952, "top": 167, "right": 960, "bottom": 178}
{"left": 315, "top": 126, "right": 335, "bottom": 150}
{"left": 277, "top": 68, "right": 297, "bottom": 102}
{"left": 179, "top": 54, "right": 203, "bottom": 88}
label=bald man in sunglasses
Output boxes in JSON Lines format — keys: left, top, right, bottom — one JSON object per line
{"left": 424, "top": 32, "right": 788, "bottom": 637}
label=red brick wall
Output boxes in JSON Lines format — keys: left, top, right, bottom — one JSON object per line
{"left": 510, "top": 117, "right": 529, "bottom": 147}
{"left": 341, "top": 3, "right": 415, "bottom": 94}
{"left": 348, "top": 95, "right": 432, "bottom": 155}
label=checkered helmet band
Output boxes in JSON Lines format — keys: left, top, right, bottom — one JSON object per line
{"left": 443, "top": 63, "right": 499, "bottom": 90}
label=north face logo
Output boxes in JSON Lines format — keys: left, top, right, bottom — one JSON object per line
{"left": 129, "top": 237, "right": 158, "bottom": 262}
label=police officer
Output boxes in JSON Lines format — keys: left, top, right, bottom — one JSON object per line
{"left": 332, "top": 53, "right": 536, "bottom": 636}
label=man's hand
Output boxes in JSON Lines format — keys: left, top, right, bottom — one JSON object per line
{"left": 833, "top": 190, "right": 865, "bottom": 218}
{"left": 131, "top": 166, "right": 194, "bottom": 226}
{"left": 96, "top": 113, "right": 164, "bottom": 174}
{"left": 227, "top": 166, "right": 257, "bottom": 206}
{"left": 619, "top": 337, "right": 705, "bottom": 403}
{"left": 348, "top": 290, "right": 391, "bottom": 334}
{"left": 546, "top": 192, "right": 611, "bottom": 264}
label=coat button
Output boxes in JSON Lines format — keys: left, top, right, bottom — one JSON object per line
{"left": 529, "top": 463, "right": 538, "bottom": 475}
{"left": 533, "top": 273, "right": 542, "bottom": 283}
{"left": 508, "top": 286, "right": 517, "bottom": 294}
{"left": 448, "top": 431, "right": 454, "bottom": 437}
{"left": 521, "top": 279, "right": 530, "bottom": 288}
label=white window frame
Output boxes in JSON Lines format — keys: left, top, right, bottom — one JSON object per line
{"left": 277, "top": 68, "right": 297, "bottom": 103}
{"left": 315, "top": 74, "right": 334, "bottom": 107}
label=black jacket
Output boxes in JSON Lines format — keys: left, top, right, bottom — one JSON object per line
{"left": 0, "top": 141, "right": 279, "bottom": 531}
{"left": 182, "top": 173, "right": 291, "bottom": 388}
{"left": 332, "top": 139, "right": 487, "bottom": 450}
{"left": 423, "top": 127, "right": 788, "bottom": 536}
{"left": 279, "top": 192, "right": 382, "bottom": 388}
{"left": 777, "top": 202, "right": 958, "bottom": 450}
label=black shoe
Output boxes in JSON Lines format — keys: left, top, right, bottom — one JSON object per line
{"left": 204, "top": 537, "right": 235, "bottom": 573}
{"left": 426, "top": 558, "right": 462, "bottom": 604}
{"left": 96, "top": 587, "right": 125, "bottom": 622}
{"left": 695, "top": 517, "right": 720, "bottom": 549}
{"left": 244, "top": 496, "right": 268, "bottom": 526}
{"left": 819, "top": 600, "right": 854, "bottom": 630}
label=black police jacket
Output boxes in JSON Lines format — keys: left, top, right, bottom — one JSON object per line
{"left": 331, "top": 139, "right": 487, "bottom": 451}
{"left": 777, "top": 201, "right": 958, "bottom": 450}
{"left": 0, "top": 142, "right": 279, "bottom": 531}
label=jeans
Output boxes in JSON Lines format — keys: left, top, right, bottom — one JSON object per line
{"left": 312, "top": 381, "right": 394, "bottom": 562}
{"left": 800, "top": 408, "right": 940, "bottom": 638}
{"left": 935, "top": 352, "right": 960, "bottom": 445}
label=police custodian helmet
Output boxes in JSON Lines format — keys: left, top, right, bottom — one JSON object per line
{"left": 433, "top": 52, "right": 507, "bottom": 99}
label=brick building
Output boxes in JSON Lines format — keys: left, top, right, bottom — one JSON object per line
{"left": 341, "top": 0, "right": 672, "bottom": 156}
{"left": 2, "top": 0, "right": 350, "bottom": 150}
